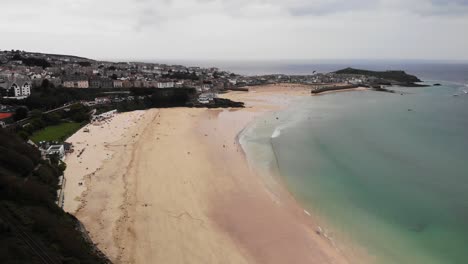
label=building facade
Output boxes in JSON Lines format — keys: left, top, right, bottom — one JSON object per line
{"left": 46, "top": 145, "right": 65, "bottom": 159}
{"left": 89, "top": 78, "right": 114, "bottom": 88}
{"left": 63, "top": 76, "right": 89, "bottom": 88}
{"left": 157, "top": 81, "right": 175, "bottom": 89}
{"left": 113, "top": 80, "right": 123, "bottom": 88}
{"left": 0, "top": 73, "right": 32, "bottom": 98}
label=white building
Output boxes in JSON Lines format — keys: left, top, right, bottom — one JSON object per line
{"left": 0, "top": 73, "right": 32, "bottom": 98}
{"left": 47, "top": 145, "right": 65, "bottom": 159}
{"left": 157, "top": 81, "right": 175, "bottom": 89}
{"left": 113, "top": 80, "right": 123, "bottom": 88}
{"left": 198, "top": 92, "right": 217, "bottom": 104}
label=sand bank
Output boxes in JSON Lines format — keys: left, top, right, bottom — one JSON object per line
{"left": 63, "top": 84, "right": 366, "bottom": 263}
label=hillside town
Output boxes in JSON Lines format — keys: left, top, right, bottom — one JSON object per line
{"left": 0, "top": 50, "right": 237, "bottom": 96}
{"left": 0, "top": 50, "right": 385, "bottom": 100}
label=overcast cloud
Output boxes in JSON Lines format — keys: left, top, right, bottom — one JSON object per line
{"left": 1, "top": 0, "right": 468, "bottom": 61}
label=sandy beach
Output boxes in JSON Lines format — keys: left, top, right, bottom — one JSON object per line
{"left": 63, "top": 84, "right": 365, "bottom": 264}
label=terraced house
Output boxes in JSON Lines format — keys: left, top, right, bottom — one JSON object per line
{"left": 62, "top": 75, "right": 89, "bottom": 88}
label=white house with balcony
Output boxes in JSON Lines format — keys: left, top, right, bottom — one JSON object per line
{"left": 0, "top": 73, "right": 32, "bottom": 99}
{"left": 46, "top": 145, "right": 65, "bottom": 159}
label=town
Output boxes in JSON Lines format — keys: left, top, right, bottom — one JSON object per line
{"left": 0, "top": 50, "right": 408, "bottom": 104}
{"left": 1, "top": 49, "right": 423, "bottom": 140}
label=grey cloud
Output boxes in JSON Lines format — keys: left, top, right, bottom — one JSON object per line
{"left": 134, "top": 9, "right": 165, "bottom": 31}
{"left": 286, "top": 0, "right": 377, "bottom": 16}
{"left": 0, "top": 0, "right": 467, "bottom": 61}
{"left": 281, "top": 0, "right": 468, "bottom": 17}
{"left": 422, "top": 0, "right": 468, "bottom": 15}
{"left": 133, "top": 0, "right": 172, "bottom": 31}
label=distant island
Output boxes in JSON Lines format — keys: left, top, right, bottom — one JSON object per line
{"left": 334, "top": 67, "right": 424, "bottom": 87}
{"left": 310, "top": 67, "right": 428, "bottom": 94}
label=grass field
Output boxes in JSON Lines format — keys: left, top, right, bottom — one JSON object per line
{"left": 31, "top": 122, "right": 82, "bottom": 143}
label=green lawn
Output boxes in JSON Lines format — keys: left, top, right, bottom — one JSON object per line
{"left": 31, "top": 122, "right": 83, "bottom": 143}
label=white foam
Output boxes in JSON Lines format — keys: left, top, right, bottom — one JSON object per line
{"left": 271, "top": 128, "right": 282, "bottom": 138}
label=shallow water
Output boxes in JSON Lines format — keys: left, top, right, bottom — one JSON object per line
{"left": 240, "top": 83, "right": 468, "bottom": 263}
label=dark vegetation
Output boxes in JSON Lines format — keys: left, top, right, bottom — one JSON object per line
{"left": 162, "top": 71, "right": 199, "bottom": 81}
{"left": 97, "top": 87, "right": 198, "bottom": 112}
{"left": 335, "top": 68, "right": 422, "bottom": 84}
{"left": 1, "top": 81, "right": 200, "bottom": 112}
{"left": 11, "top": 54, "right": 51, "bottom": 68}
{"left": 94, "top": 88, "right": 243, "bottom": 114}
{"left": 188, "top": 98, "right": 245, "bottom": 108}
{"left": 0, "top": 129, "right": 109, "bottom": 264}
{"left": 1, "top": 80, "right": 100, "bottom": 111}
{"left": 78, "top": 61, "right": 92, "bottom": 67}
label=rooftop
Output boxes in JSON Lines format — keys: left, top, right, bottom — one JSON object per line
{"left": 0, "top": 113, "right": 13, "bottom": 120}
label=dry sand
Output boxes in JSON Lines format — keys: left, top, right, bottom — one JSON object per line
{"left": 63, "top": 84, "right": 367, "bottom": 264}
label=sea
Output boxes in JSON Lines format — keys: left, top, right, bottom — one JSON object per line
{"left": 224, "top": 61, "right": 468, "bottom": 264}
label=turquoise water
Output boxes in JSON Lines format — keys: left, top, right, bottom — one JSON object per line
{"left": 240, "top": 83, "right": 468, "bottom": 263}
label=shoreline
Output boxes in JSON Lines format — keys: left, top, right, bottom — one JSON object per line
{"left": 223, "top": 86, "right": 371, "bottom": 263}
{"left": 63, "top": 84, "right": 365, "bottom": 263}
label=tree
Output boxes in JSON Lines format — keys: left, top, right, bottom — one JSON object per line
{"left": 34, "top": 165, "right": 57, "bottom": 185}
{"left": 30, "top": 118, "right": 46, "bottom": 130}
{"left": 39, "top": 79, "right": 55, "bottom": 93}
{"left": 22, "top": 57, "right": 51, "bottom": 68}
{"left": 44, "top": 112, "right": 61, "bottom": 125}
{"left": 68, "top": 104, "right": 90, "bottom": 123}
{"left": 13, "top": 107, "right": 28, "bottom": 121}
{"left": 30, "top": 109, "right": 43, "bottom": 120}
{"left": 49, "top": 154, "right": 60, "bottom": 166}
{"left": 12, "top": 54, "right": 22, "bottom": 60}
{"left": 57, "top": 161, "right": 67, "bottom": 172}
{"left": 17, "top": 130, "right": 29, "bottom": 141}
{"left": 78, "top": 61, "right": 91, "bottom": 67}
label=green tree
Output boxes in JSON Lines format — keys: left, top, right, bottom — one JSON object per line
{"left": 17, "top": 130, "right": 30, "bottom": 141}
{"left": 44, "top": 112, "right": 61, "bottom": 125}
{"left": 58, "top": 161, "right": 67, "bottom": 172}
{"left": 13, "top": 107, "right": 28, "bottom": 121}
{"left": 68, "top": 104, "right": 90, "bottom": 123}
{"left": 30, "top": 109, "right": 43, "bottom": 120}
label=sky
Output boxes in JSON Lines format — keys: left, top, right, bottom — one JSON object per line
{"left": 1, "top": 0, "right": 468, "bottom": 61}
